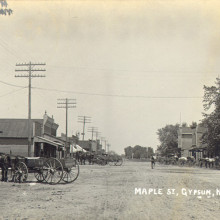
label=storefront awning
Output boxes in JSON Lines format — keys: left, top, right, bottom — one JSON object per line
{"left": 189, "top": 147, "right": 207, "bottom": 152}
{"left": 34, "top": 136, "right": 64, "bottom": 149}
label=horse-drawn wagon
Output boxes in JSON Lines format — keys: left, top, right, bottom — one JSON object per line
{"left": 0, "top": 153, "right": 79, "bottom": 184}
{"left": 92, "top": 153, "right": 123, "bottom": 166}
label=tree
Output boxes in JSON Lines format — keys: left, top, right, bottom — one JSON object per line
{"left": 147, "top": 147, "right": 154, "bottom": 158}
{"left": 124, "top": 145, "right": 153, "bottom": 159}
{"left": 133, "top": 145, "right": 143, "bottom": 159}
{"left": 181, "top": 122, "right": 188, "bottom": 128}
{"left": 124, "top": 146, "right": 133, "bottom": 159}
{"left": 157, "top": 124, "right": 180, "bottom": 156}
{"left": 190, "top": 121, "right": 197, "bottom": 129}
{"left": 201, "top": 78, "right": 220, "bottom": 156}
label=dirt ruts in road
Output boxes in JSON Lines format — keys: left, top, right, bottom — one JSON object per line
{"left": 1, "top": 162, "right": 220, "bottom": 220}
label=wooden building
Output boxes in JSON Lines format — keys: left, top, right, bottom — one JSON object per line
{"left": 0, "top": 112, "right": 64, "bottom": 157}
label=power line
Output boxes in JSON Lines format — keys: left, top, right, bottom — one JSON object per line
{"left": 0, "top": 80, "right": 26, "bottom": 88}
{"left": 0, "top": 80, "right": 203, "bottom": 99}
{"left": 31, "top": 86, "right": 202, "bottom": 99}
{"left": 47, "top": 64, "right": 220, "bottom": 74}
{"left": 0, "top": 87, "right": 27, "bottom": 98}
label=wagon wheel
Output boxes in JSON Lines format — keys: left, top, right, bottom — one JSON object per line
{"left": 13, "top": 162, "right": 28, "bottom": 183}
{"left": 42, "top": 158, "right": 63, "bottom": 185}
{"left": 108, "top": 161, "right": 115, "bottom": 166}
{"left": 34, "top": 168, "right": 45, "bottom": 182}
{"left": 101, "top": 159, "right": 107, "bottom": 166}
{"left": 108, "top": 160, "right": 116, "bottom": 166}
{"left": 62, "top": 160, "right": 79, "bottom": 183}
{"left": 115, "top": 158, "right": 123, "bottom": 166}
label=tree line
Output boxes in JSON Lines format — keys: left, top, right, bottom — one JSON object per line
{"left": 124, "top": 145, "right": 154, "bottom": 159}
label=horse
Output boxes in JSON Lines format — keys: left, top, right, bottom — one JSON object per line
{"left": 0, "top": 153, "right": 12, "bottom": 182}
{"left": 178, "top": 157, "right": 187, "bottom": 166}
{"left": 86, "top": 152, "right": 94, "bottom": 165}
{"left": 77, "top": 151, "right": 87, "bottom": 165}
{"left": 206, "top": 158, "right": 215, "bottom": 168}
{"left": 186, "top": 156, "right": 196, "bottom": 167}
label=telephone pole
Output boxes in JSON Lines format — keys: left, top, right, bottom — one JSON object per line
{"left": 101, "top": 137, "right": 105, "bottom": 153}
{"left": 95, "top": 131, "right": 101, "bottom": 141}
{"left": 15, "top": 62, "right": 46, "bottom": 157}
{"left": 57, "top": 98, "right": 76, "bottom": 156}
{"left": 104, "top": 140, "right": 107, "bottom": 153}
{"left": 107, "top": 143, "right": 110, "bottom": 153}
{"left": 88, "top": 126, "right": 98, "bottom": 140}
{"left": 77, "top": 116, "right": 91, "bottom": 140}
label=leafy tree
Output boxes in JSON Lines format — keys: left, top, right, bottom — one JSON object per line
{"left": 124, "top": 146, "right": 133, "bottom": 159}
{"left": 157, "top": 124, "right": 180, "bottom": 156}
{"left": 124, "top": 145, "right": 154, "bottom": 159}
{"left": 147, "top": 147, "right": 154, "bottom": 158}
{"left": 190, "top": 121, "right": 197, "bottom": 129}
{"left": 133, "top": 145, "right": 143, "bottom": 159}
{"left": 201, "top": 78, "right": 220, "bottom": 156}
{"left": 181, "top": 122, "right": 188, "bottom": 127}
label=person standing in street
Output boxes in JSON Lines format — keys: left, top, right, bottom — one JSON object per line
{"left": 151, "top": 156, "right": 155, "bottom": 169}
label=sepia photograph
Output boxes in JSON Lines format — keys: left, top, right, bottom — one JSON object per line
{"left": 1, "top": 0, "right": 220, "bottom": 219}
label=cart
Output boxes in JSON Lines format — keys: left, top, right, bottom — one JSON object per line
{"left": 0, "top": 153, "right": 79, "bottom": 185}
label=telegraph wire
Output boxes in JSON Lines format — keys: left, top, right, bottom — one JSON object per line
{"left": 47, "top": 64, "right": 220, "bottom": 74}
{"left": 0, "top": 79, "right": 203, "bottom": 99}
{"left": 0, "top": 80, "right": 27, "bottom": 88}
{"left": 0, "top": 87, "right": 27, "bottom": 98}
{"left": 32, "top": 86, "right": 203, "bottom": 99}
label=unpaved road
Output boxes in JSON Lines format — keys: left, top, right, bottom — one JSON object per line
{"left": 1, "top": 161, "right": 220, "bottom": 220}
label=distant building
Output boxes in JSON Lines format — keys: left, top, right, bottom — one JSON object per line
{"left": 178, "top": 127, "right": 194, "bottom": 157}
{"left": 190, "top": 124, "right": 207, "bottom": 159}
{"left": 57, "top": 133, "right": 79, "bottom": 155}
{"left": 0, "top": 112, "right": 64, "bottom": 157}
{"left": 178, "top": 124, "right": 207, "bottom": 159}
{"left": 78, "top": 139, "right": 102, "bottom": 153}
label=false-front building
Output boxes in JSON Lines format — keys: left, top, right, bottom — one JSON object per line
{"left": 0, "top": 112, "right": 64, "bottom": 157}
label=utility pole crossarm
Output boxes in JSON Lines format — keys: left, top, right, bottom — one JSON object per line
{"left": 16, "top": 63, "right": 46, "bottom": 66}
{"left": 15, "top": 69, "right": 46, "bottom": 72}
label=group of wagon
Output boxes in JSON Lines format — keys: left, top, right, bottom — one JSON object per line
{"left": 0, "top": 153, "right": 79, "bottom": 185}
{"left": 1, "top": 151, "right": 124, "bottom": 185}
{"left": 92, "top": 154, "right": 123, "bottom": 166}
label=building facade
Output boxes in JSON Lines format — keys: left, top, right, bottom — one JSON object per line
{"left": 178, "top": 124, "right": 207, "bottom": 159}
{"left": 178, "top": 127, "right": 194, "bottom": 157}
{"left": 0, "top": 112, "right": 64, "bottom": 157}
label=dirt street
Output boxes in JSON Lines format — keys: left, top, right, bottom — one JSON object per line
{"left": 1, "top": 161, "right": 220, "bottom": 220}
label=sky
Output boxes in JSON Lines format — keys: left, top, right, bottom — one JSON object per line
{"left": 1, "top": 0, "right": 220, "bottom": 154}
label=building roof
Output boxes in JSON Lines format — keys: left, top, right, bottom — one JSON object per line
{"left": 179, "top": 127, "right": 194, "bottom": 134}
{"left": 0, "top": 119, "right": 43, "bottom": 138}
